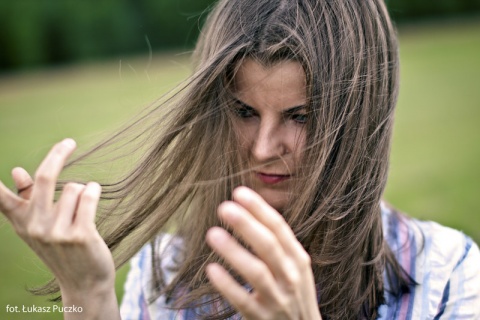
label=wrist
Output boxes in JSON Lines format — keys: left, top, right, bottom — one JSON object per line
{"left": 60, "top": 284, "right": 118, "bottom": 320}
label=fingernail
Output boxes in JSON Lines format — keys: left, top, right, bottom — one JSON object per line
{"left": 62, "top": 138, "right": 76, "bottom": 149}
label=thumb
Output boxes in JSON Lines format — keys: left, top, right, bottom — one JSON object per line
{"left": 0, "top": 177, "right": 24, "bottom": 220}
{"left": 12, "top": 167, "right": 34, "bottom": 200}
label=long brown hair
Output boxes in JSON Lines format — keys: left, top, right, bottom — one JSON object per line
{"left": 36, "top": 0, "right": 412, "bottom": 318}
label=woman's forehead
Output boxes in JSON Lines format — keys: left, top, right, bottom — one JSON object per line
{"left": 232, "top": 58, "right": 307, "bottom": 110}
{"left": 233, "top": 58, "right": 306, "bottom": 93}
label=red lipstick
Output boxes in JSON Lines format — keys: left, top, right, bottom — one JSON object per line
{"left": 255, "top": 172, "right": 291, "bottom": 185}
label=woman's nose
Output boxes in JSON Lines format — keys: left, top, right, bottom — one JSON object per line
{"left": 251, "top": 120, "right": 284, "bottom": 162}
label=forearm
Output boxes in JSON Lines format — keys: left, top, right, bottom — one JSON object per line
{"left": 61, "top": 286, "right": 120, "bottom": 320}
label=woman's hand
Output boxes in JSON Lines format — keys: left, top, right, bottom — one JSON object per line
{"left": 0, "top": 139, "right": 119, "bottom": 319}
{"left": 206, "top": 186, "right": 322, "bottom": 320}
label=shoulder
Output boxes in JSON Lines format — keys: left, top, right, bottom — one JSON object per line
{"left": 380, "top": 203, "right": 480, "bottom": 319}
{"left": 381, "top": 202, "right": 475, "bottom": 271}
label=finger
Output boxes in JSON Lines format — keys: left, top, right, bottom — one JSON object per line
{"left": 54, "top": 183, "right": 85, "bottom": 229}
{"left": 31, "top": 139, "right": 76, "bottom": 211}
{"left": 233, "top": 186, "right": 304, "bottom": 256}
{"left": 12, "top": 167, "right": 34, "bottom": 200}
{"left": 0, "top": 179, "right": 24, "bottom": 219}
{"left": 218, "top": 201, "right": 288, "bottom": 279}
{"left": 206, "top": 262, "right": 260, "bottom": 317}
{"left": 206, "top": 227, "right": 280, "bottom": 303}
{"left": 74, "top": 182, "right": 101, "bottom": 227}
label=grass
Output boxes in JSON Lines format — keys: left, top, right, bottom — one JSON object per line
{"left": 0, "top": 21, "right": 479, "bottom": 319}
{"left": 384, "top": 20, "right": 480, "bottom": 240}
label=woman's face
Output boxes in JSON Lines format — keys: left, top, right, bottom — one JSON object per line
{"left": 231, "top": 58, "right": 307, "bottom": 212}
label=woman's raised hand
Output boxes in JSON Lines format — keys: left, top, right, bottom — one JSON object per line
{"left": 206, "top": 186, "right": 322, "bottom": 320}
{"left": 0, "top": 139, "right": 119, "bottom": 319}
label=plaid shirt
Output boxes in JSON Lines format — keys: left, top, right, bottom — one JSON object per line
{"left": 120, "top": 204, "right": 480, "bottom": 319}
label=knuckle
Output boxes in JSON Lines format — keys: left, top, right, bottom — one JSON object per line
{"left": 235, "top": 294, "right": 250, "bottom": 311}
{"left": 259, "top": 233, "right": 277, "bottom": 253}
{"left": 34, "top": 172, "right": 52, "bottom": 185}
{"left": 60, "top": 235, "right": 80, "bottom": 245}
{"left": 283, "top": 269, "right": 301, "bottom": 292}
{"left": 275, "top": 297, "right": 291, "bottom": 314}
{"left": 279, "top": 223, "right": 295, "bottom": 240}
{"left": 270, "top": 215, "right": 285, "bottom": 230}
{"left": 26, "top": 225, "right": 48, "bottom": 241}
{"left": 249, "top": 262, "right": 269, "bottom": 285}
{"left": 70, "top": 231, "right": 89, "bottom": 244}
{"left": 297, "top": 250, "right": 312, "bottom": 268}
{"left": 262, "top": 309, "right": 278, "bottom": 320}
{"left": 49, "top": 229, "right": 67, "bottom": 243}
{"left": 52, "top": 228, "right": 87, "bottom": 245}
{"left": 236, "top": 299, "right": 260, "bottom": 320}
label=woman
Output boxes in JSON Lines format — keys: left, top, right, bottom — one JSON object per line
{"left": 0, "top": 0, "right": 479, "bottom": 319}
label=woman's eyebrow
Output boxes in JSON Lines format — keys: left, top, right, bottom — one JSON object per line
{"left": 233, "top": 97, "right": 306, "bottom": 113}
{"left": 233, "top": 98, "right": 254, "bottom": 110}
{"left": 283, "top": 105, "right": 307, "bottom": 114}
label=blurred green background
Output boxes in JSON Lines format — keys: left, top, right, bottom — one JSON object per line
{"left": 1, "top": 1, "right": 480, "bottom": 319}
{"left": 1, "top": 0, "right": 480, "bottom": 71}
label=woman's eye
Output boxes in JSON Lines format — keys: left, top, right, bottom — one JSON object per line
{"left": 291, "top": 113, "right": 307, "bottom": 124}
{"left": 234, "top": 106, "right": 255, "bottom": 118}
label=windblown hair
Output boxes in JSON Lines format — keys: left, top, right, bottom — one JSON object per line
{"left": 35, "top": 0, "right": 413, "bottom": 319}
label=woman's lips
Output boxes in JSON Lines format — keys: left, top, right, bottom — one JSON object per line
{"left": 255, "top": 172, "right": 291, "bottom": 185}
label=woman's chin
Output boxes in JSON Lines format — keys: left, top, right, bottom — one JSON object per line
{"left": 252, "top": 187, "right": 289, "bottom": 213}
